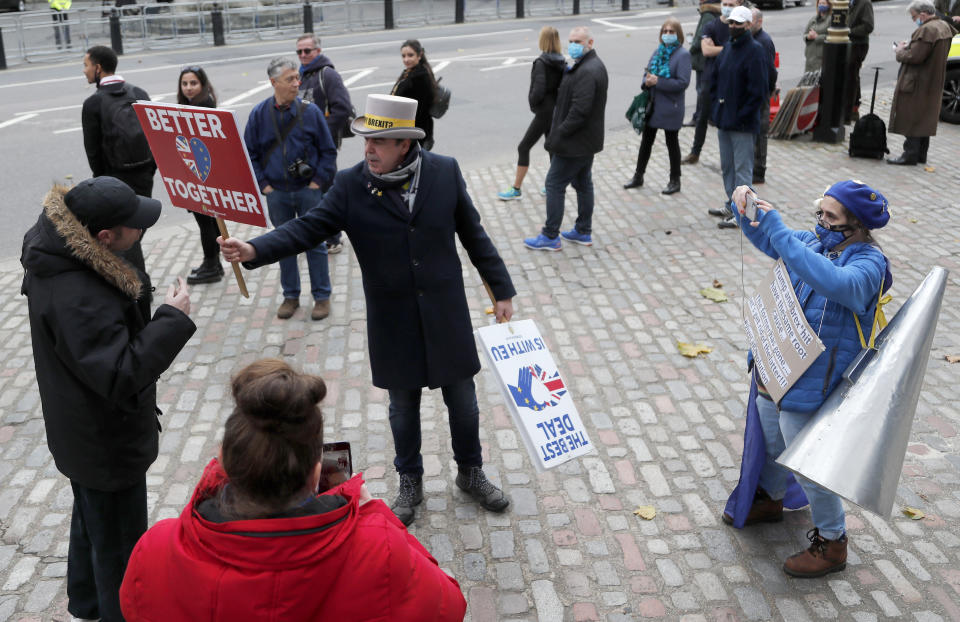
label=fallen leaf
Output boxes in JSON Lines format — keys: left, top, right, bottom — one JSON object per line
{"left": 924, "top": 166, "right": 935, "bottom": 173}
{"left": 700, "top": 287, "right": 728, "bottom": 303}
{"left": 678, "top": 342, "right": 712, "bottom": 358}
{"left": 902, "top": 507, "right": 925, "bottom": 520}
{"left": 633, "top": 505, "right": 656, "bottom": 520}
{"left": 65, "top": 174, "right": 74, "bottom": 180}
{"left": 909, "top": 218, "right": 918, "bottom": 224}
{"left": 713, "top": 279, "right": 723, "bottom": 288}
{"left": 946, "top": 355, "right": 960, "bottom": 363}
{"left": 484, "top": 306, "right": 494, "bottom": 315}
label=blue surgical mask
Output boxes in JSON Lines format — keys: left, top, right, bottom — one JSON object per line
{"left": 721, "top": 5, "right": 733, "bottom": 17}
{"left": 815, "top": 225, "right": 848, "bottom": 251}
{"left": 817, "top": 4, "right": 828, "bottom": 13}
{"left": 661, "top": 33, "right": 678, "bottom": 46}
{"left": 914, "top": 17, "right": 924, "bottom": 26}
{"left": 568, "top": 42, "right": 585, "bottom": 60}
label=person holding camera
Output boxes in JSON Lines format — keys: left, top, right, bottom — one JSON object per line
{"left": 244, "top": 57, "right": 338, "bottom": 321}
{"left": 119, "top": 359, "right": 467, "bottom": 620}
{"left": 724, "top": 180, "right": 892, "bottom": 578}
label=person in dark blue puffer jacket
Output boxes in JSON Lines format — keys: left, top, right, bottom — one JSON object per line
{"left": 724, "top": 180, "right": 891, "bottom": 579}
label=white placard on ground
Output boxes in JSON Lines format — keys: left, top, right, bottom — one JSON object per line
{"left": 477, "top": 319, "right": 593, "bottom": 471}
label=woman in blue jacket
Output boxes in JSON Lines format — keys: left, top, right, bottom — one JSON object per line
{"left": 725, "top": 180, "right": 891, "bottom": 579}
{"left": 623, "top": 18, "right": 691, "bottom": 195}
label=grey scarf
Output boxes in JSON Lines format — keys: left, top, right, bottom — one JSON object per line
{"left": 368, "top": 151, "right": 423, "bottom": 211}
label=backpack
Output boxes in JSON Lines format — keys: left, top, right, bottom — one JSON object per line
{"left": 314, "top": 66, "right": 356, "bottom": 144}
{"left": 848, "top": 68, "right": 889, "bottom": 159}
{"left": 430, "top": 77, "right": 451, "bottom": 119}
{"left": 101, "top": 84, "right": 155, "bottom": 170}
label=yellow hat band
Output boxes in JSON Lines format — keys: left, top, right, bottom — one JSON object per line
{"left": 364, "top": 113, "right": 415, "bottom": 130}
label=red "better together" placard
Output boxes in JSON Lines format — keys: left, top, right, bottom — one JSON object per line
{"left": 133, "top": 102, "right": 267, "bottom": 228}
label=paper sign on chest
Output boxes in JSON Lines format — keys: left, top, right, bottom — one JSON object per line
{"left": 133, "top": 102, "right": 267, "bottom": 228}
{"left": 477, "top": 319, "right": 593, "bottom": 471}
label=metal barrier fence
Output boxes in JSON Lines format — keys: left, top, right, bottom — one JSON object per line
{"left": 0, "top": 0, "right": 663, "bottom": 66}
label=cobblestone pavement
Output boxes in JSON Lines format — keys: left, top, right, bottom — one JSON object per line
{"left": 2, "top": 90, "right": 959, "bottom": 621}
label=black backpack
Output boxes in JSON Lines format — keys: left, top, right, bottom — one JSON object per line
{"left": 101, "top": 84, "right": 155, "bottom": 170}
{"left": 848, "top": 68, "right": 889, "bottom": 159}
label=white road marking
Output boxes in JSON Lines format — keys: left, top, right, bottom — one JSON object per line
{"left": 594, "top": 17, "right": 638, "bottom": 31}
{"left": 15, "top": 103, "right": 80, "bottom": 116}
{"left": 342, "top": 68, "right": 376, "bottom": 86}
{"left": 219, "top": 81, "right": 272, "bottom": 106}
{"left": 480, "top": 60, "right": 535, "bottom": 72}
{"left": 53, "top": 126, "right": 83, "bottom": 134}
{"left": 0, "top": 114, "right": 37, "bottom": 129}
{"left": 433, "top": 61, "right": 450, "bottom": 73}
{"left": 0, "top": 29, "right": 535, "bottom": 90}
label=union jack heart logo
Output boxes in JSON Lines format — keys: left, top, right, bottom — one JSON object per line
{"left": 176, "top": 135, "right": 212, "bottom": 182}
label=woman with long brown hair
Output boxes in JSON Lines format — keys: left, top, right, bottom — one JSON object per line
{"left": 391, "top": 39, "right": 437, "bottom": 150}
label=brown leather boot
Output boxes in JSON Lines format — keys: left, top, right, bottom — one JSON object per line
{"left": 722, "top": 488, "right": 783, "bottom": 526}
{"left": 783, "top": 529, "right": 847, "bottom": 578}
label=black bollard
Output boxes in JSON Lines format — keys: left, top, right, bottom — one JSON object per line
{"left": 621, "top": 0, "right": 629, "bottom": 10}
{"left": 384, "top": 0, "right": 394, "bottom": 29}
{"left": 455, "top": 0, "right": 464, "bottom": 23}
{"left": 211, "top": 6, "right": 225, "bottom": 46}
{"left": 303, "top": 0, "right": 313, "bottom": 33}
{"left": 110, "top": 8, "right": 124, "bottom": 55}
{"left": 0, "top": 28, "right": 7, "bottom": 71}
{"left": 813, "top": 0, "right": 850, "bottom": 144}
{"left": 516, "top": 0, "right": 524, "bottom": 18}
{"left": 572, "top": 0, "right": 580, "bottom": 15}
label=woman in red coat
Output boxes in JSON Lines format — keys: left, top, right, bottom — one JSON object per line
{"left": 119, "top": 359, "right": 467, "bottom": 621}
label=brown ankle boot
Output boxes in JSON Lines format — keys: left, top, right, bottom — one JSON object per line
{"left": 783, "top": 528, "right": 847, "bottom": 578}
{"left": 722, "top": 488, "right": 783, "bottom": 526}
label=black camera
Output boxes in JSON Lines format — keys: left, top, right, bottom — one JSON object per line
{"left": 287, "top": 158, "right": 315, "bottom": 180}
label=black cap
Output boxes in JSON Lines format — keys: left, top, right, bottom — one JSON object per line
{"left": 64, "top": 177, "right": 162, "bottom": 231}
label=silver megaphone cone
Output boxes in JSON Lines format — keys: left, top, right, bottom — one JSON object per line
{"left": 775, "top": 266, "right": 948, "bottom": 518}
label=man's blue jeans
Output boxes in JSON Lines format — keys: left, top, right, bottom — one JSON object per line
{"left": 756, "top": 396, "right": 846, "bottom": 540}
{"left": 265, "top": 187, "right": 331, "bottom": 301}
{"left": 388, "top": 377, "right": 482, "bottom": 476}
{"left": 717, "top": 129, "right": 755, "bottom": 200}
{"left": 543, "top": 154, "right": 594, "bottom": 239}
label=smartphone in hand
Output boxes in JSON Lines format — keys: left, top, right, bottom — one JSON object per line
{"left": 744, "top": 194, "right": 758, "bottom": 222}
{"left": 318, "top": 442, "right": 352, "bottom": 492}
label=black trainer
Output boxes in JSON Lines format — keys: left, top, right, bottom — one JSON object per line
{"left": 456, "top": 466, "right": 510, "bottom": 512}
{"left": 187, "top": 257, "right": 224, "bottom": 285}
{"left": 390, "top": 473, "right": 423, "bottom": 527}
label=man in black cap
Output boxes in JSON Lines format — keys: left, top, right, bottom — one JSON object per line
{"left": 21, "top": 177, "right": 196, "bottom": 622}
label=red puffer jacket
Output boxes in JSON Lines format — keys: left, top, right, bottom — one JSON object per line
{"left": 120, "top": 459, "right": 467, "bottom": 621}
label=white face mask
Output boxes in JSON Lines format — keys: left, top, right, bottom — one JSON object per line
{"left": 721, "top": 5, "right": 733, "bottom": 17}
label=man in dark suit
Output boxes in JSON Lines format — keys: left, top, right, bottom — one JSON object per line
{"left": 220, "top": 94, "right": 516, "bottom": 527}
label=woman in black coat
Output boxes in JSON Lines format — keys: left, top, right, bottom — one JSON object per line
{"left": 497, "top": 26, "right": 566, "bottom": 201}
{"left": 177, "top": 65, "right": 224, "bottom": 285}
{"left": 391, "top": 40, "right": 437, "bottom": 150}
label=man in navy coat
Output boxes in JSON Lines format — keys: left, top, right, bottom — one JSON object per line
{"left": 220, "top": 94, "right": 516, "bottom": 526}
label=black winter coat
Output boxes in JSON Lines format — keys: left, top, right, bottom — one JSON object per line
{"left": 710, "top": 32, "right": 768, "bottom": 133}
{"left": 545, "top": 49, "right": 609, "bottom": 158}
{"left": 20, "top": 186, "right": 196, "bottom": 491}
{"left": 299, "top": 55, "right": 354, "bottom": 142}
{"left": 245, "top": 151, "right": 515, "bottom": 390}
{"left": 81, "top": 81, "right": 156, "bottom": 180}
{"left": 392, "top": 64, "right": 435, "bottom": 146}
{"left": 528, "top": 52, "right": 566, "bottom": 119}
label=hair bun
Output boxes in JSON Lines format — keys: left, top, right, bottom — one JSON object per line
{"left": 231, "top": 359, "right": 326, "bottom": 430}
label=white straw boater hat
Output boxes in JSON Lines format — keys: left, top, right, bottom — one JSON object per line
{"left": 350, "top": 94, "right": 426, "bottom": 140}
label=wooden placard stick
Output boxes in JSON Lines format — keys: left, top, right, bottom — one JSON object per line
{"left": 215, "top": 216, "right": 249, "bottom": 298}
{"left": 482, "top": 279, "right": 512, "bottom": 331}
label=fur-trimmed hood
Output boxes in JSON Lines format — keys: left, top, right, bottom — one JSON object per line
{"left": 21, "top": 184, "right": 143, "bottom": 300}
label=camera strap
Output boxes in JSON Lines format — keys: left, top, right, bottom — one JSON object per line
{"left": 264, "top": 101, "right": 307, "bottom": 169}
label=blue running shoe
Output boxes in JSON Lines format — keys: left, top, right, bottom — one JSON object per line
{"left": 560, "top": 228, "right": 593, "bottom": 246}
{"left": 523, "top": 233, "right": 561, "bottom": 251}
{"left": 497, "top": 187, "right": 522, "bottom": 201}
{"left": 539, "top": 187, "right": 547, "bottom": 196}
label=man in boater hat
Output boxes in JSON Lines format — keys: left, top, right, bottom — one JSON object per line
{"left": 220, "top": 94, "right": 516, "bottom": 526}
{"left": 722, "top": 180, "right": 892, "bottom": 578}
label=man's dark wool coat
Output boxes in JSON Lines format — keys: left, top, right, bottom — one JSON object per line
{"left": 20, "top": 185, "right": 196, "bottom": 491}
{"left": 246, "top": 150, "right": 515, "bottom": 390}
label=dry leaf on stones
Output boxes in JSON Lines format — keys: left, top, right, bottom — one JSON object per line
{"left": 678, "top": 342, "right": 712, "bottom": 358}
{"left": 633, "top": 505, "right": 656, "bottom": 520}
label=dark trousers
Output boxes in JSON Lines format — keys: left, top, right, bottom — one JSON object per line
{"left": 517, "top": 114, "right": 552, "bottom": 167}
{"left": 193, "top": 212, "right": 220, "bottom": 260}
{"left": 902, "top": 136, "right": 930, "bottom": 162}
{"left": 51, "top": 10, "right": 71, "bottom": 47}
{"left": 691, "top": 69, "right": 704, "bottom": 123}
{"left": 844, "top": 42, "right": 870, "bottom": 122}
{"left": 635, "top": 125, "right": 681, "bottom": 181}
{"left": 388, "top": 377, "right": 482, "bottom": 476}
{"left": 691, "top": 77, "right": 713, "bottom": 155}
{"left": 543, "top": 154, "right": 594, "bottom": 239}
{"left": 754, "top": 97, "right": 771, "bottom": 176}
{"left": 67, "top": 479, "right": 148, "bottom": 622}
